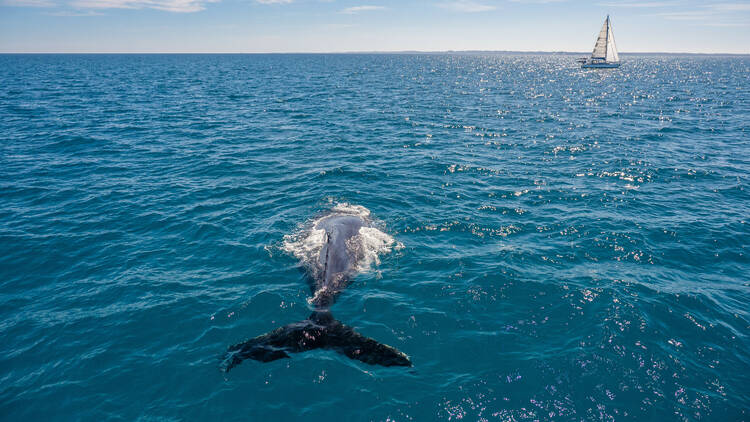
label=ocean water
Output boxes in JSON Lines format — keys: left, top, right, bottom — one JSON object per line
{"left": 1, "top": 53, "right": 748, "bottom": 421}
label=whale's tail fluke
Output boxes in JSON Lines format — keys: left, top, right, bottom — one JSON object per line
{"left": 222, "top": 311, "right": 411, "bottom": 372}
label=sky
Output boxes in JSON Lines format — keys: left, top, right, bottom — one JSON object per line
{"left": 1, "top": 0, "right": 749, "bottom": 53}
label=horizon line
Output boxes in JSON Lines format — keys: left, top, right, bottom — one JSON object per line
{"left": 1, "top": 50, "right": 749, "bottom": 56}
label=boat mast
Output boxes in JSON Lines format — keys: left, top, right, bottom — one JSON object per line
{"left": 604, "top": 15, "right": 609, "bottom": 61}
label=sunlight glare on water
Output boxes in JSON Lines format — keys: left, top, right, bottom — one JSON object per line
{"left": 0, "top": 53, "right": 748, "bottom": 420}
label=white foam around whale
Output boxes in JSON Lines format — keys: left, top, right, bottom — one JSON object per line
{"left": 281, "top": 203, "right": 402, "bottom": 275}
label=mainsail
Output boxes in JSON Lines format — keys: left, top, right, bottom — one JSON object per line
{"left": 591, "top": 15, "right": 619, "bottom": 63}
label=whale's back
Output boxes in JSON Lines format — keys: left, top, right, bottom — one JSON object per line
{"left": 316, "top": 215, "right": 365, "bottom": 282}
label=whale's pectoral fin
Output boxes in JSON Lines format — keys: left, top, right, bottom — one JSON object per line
{"left": 326, "top": 322, "right": 412, "bottom": 367}
{"left": 222, "top": 312, "right": 411, "bottom": 371}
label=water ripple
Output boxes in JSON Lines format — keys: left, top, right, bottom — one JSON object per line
{"left": 1, "top": 53, "right": 748, "bottom": 421}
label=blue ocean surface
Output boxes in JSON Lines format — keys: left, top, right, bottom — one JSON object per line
{"left": 1, "top": 53, "right": 749, "bottom": 421}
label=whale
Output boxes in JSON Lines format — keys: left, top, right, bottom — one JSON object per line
{"left": 223, "top": 212, "right": 411, "bottom": 371}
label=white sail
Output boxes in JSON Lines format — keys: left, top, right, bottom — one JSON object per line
{"left": 582, "top": 15, "right": 621, "bottom": 68}
{"left": 591, "top": 18, "right": 608, "bottom": 59}
{"left": 605, "top": 19, "right": 619, "bottom": 62}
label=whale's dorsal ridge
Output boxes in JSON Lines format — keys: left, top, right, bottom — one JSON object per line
{"left": 322, "top": 229, "right": 332, "bottom": 281}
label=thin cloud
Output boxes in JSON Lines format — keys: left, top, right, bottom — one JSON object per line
{"left": 71, "top": 0, "right": 219, "bottom": 12}
{"left": 655, "top": 10, "right": 712, "bottom": 20}
{"left": 321, "top": 23, "right": 358, "bottom": 29}
{"left": 709, "top": 3, "right": 750, "bottom": 11}
{"left": 339, "top": 5, "right": 385, "bottom": 14}
{"left": 2, "top": 0, "right": 291, "bottom": 13}
{"left": 46, "top": 8, "right": 102, "bottom": 13}
{"left": 598, "top": 1, "right": 676, "bottom": 7}
{"left": 508, "top": 0, "right": 564, "bottom": 3}
{"left": 700, "top": 21, "right": 749, "bottom": 26}
{"left": 3, "top": 0, "right": 56, "bottom": 7}
{"left": 438, "top": 0, "right": 495, "bottom": 12}
{"left": 5, "top": 0, "right": 222, "bottom": 12}
{"left": 653, "top": 3, "right": 750, "bottom": 26}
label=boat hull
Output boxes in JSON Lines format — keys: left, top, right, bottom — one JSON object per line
{"left": 581, "top": 62, "right": 621, "bottom": 69}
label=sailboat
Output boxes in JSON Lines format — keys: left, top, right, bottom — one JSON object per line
{"left": 581, "top": 15, "right": 620, "bottom": 69}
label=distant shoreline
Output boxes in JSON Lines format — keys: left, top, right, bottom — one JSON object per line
{"left": 1, "top": 51, "right": 748, "bottom": 56}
